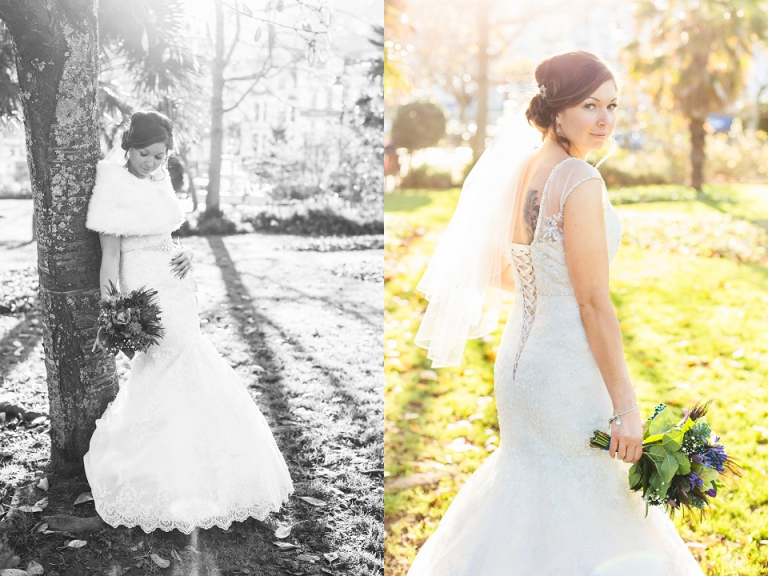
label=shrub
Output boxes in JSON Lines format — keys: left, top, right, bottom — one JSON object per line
{"left": 608, "top": 185, "right": 696, "bottom": 205}
{"left": 177, "top": 208, "right": 252, "bottom": 236}
{"left": 242, "top": 205, "right": 383, "bottom": 236}
{"left": 404, "top": 165, "right": 454, "bottom": 189}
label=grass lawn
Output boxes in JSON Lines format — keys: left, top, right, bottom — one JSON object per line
{"left": 0, "top": 200, "right": 384, "bottom": 576}
{"left": 384, "top": 184, "right": 768, "bottom": 576}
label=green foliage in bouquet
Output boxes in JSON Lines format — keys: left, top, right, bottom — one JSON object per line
{"left": 590, "top": 401, "right": 741, "bottom": 517}
{"left": 93, "top": 281, "right": 165, "bottom": 358}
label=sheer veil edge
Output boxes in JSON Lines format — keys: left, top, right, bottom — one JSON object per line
{"left": 414, "top": 113, "right": 540, "bottom": 368}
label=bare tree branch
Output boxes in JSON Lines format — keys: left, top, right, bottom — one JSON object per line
{"left": 233, "top": 9, "right": 326, "bottom": 34}
{"left": 223, "top": 0, "right": 241, "bottom": 66}
{"left": 222, "top": 77, "right": 262, "bottom": 112}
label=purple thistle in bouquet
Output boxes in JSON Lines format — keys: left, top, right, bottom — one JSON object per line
{"left": 92, "top": 281, "right": 165, "bottom": 359}
{"left": 590, "top": 400, "right": 741, "bottom": 516}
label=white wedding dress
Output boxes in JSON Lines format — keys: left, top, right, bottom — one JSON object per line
{"left": 83, "top": 161, "right": 293, "bottom": 534}
{"left": 408, "top": 158, "right": 704, "bottom": 575}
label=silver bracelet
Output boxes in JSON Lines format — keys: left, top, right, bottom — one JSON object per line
{"left": 608, "top": 403, "right": 638, "bottom": 427}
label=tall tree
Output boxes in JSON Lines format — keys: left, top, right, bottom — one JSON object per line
{"left": 0, "top": 0, "right": 198, "bottom": 476}
{"left": 627, "top": 0, "right": 767, "bottom": 190}
{"left": 403, "top": 0, "right": 532, "bottom": 163}
{"left": 0, "top": 0, "right": 114, "bottom": 477}
{"left": 204, "top": 0, "right": 328, "bottom": 216}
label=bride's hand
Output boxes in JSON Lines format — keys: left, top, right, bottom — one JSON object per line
{"left": 608, "top": 409, "right": 644, "bottom": 464}
{"left": 170, "top": 247, "right": 193, "bottom": 279}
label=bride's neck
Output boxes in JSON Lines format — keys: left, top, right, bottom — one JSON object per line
{"left": 543, "top": 134, "right": 587, "bottom": 161}
{"left": 125, "top": 162, "right": 147, "bottom": 179}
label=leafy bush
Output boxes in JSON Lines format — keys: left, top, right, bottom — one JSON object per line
{"left": 704, "top": 131, "right": 768, "bottom": 183}
{"left": 404, "top": 165, "right": 454, "bottom": 189}
{"left": 270, "top": 183, "right": 323, "bottom": 202}
{"left": 242, "top": 205, "right": 383, "bottom": 236}
{"left": 597, "top": 131, "right": 768, "bottom": 187}
{"left": 177, "top": 209, "right": 251, "bottom": 236}
{"left": 608, "top": 185, "right": 696, "bottom": 205}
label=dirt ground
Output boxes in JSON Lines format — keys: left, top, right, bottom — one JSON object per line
{"left": 0, "top": 200, "right": 383, "bottom": 575}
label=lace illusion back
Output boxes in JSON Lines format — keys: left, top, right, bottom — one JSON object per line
{"left": 507, "top": 158, "right": 621, "bottom": 380}
{"left": 407, "top": 158, "right": 705, "bottom": 576}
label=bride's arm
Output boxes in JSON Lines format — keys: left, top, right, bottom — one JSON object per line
{"left": 98, "top": 233, "right": 121, "bottom": 299}
{"left": 562, "top": 179, "right": 643, "bottom": 464}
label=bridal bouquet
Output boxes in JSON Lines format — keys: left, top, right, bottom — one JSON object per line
{"left": 590, "top": 401, "right": 741, "bottom": 516}
{"left": 92, "top": 281, "right": 164, "bottom": 359}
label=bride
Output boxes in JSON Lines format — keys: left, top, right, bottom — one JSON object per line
{"left": 83, "top": 110, "right": 293, "bottom": 533}
{"left": 410, "top": 51, "right": 704, "bottom": 575}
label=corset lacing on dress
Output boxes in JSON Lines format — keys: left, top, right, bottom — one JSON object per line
{"left": 510, "top": 244, "right": 537, "bottom": 380}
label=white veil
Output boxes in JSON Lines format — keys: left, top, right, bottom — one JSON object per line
{"left": 414, "top": 112, "right": 541, "bottom": 368}
{"left": 103, "top": 136, "right": 127, "bottom": 165}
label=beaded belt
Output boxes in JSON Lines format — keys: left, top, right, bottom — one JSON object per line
{"left": 122, "top": 238, "right": 176, "bottom": 255}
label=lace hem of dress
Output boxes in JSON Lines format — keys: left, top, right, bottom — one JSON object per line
{"left": 95, "top": 485, "right": 294, "bottom": 534}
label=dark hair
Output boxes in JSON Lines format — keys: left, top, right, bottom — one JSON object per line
{"left": 121, "top": 110, "right": 174, "bottom": 152}
{"left": 525, "top": 50, "right": 617, "bottom": 153}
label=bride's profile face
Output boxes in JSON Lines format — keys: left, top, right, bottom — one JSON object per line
{"left": 555, "top": 80, "right": 618, "bottom": 159}
{"left": 126, "top": 141, "right": 168, "bottom": 179}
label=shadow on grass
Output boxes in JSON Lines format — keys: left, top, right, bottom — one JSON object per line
{"left": 206, "top": 236, "right": 383, "bottom": 575}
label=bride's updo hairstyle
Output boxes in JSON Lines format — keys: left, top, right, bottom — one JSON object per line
{"left": 121, "top": 110, "right": 174, "bottom": 152}
{"left": 525, "top": 50, "right": 617, "bottom": 154}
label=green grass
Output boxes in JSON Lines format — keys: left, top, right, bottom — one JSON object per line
{"left": 384, "top": 184, "right": 768, "bottom": 576}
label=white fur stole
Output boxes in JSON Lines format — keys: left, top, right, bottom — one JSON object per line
{"left": 86, "top": 160, "right": 184, "bottom": 236}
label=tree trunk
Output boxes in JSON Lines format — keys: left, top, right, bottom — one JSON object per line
{"left": 206, "top": 0, "right": 225, "bottom": 214}
{"left": 689, "top": 116, "right": 706, "bottom": 191}
{"left": 472, "top": 0, "right": 489, "bottom": 164}
{"left": 0, "top": 0, "right": 118, "bottom": 476}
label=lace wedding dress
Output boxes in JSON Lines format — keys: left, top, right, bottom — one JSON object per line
{"left": 83, "top": 161, "right": 293, "bottom": 533}
{"left": 408, "top": 158, "right": 704, "bottom": 575}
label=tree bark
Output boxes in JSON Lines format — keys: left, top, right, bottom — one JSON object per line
{"left": 689, "top": 116, "right": 706, "bottom": 191}
{"left": 206, "top": 0, "right": 225, "bottom": 214}
{"left": 472, "top": 0, "right": 489, "bottom": 164}
{"left": 0, "top": 0, "right": 118, "bottom": 476}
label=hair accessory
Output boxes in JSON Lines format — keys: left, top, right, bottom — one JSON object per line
{"left": 538, "top": 84, "right": 547, "bottom": 99}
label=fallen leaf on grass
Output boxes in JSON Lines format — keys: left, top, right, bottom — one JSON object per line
{"left": 323, "top": 552, "right": 340, "bottom": 563}
{"left": 36, "top": 478, "right": 48, "bottom": 492}
{"left": 16, "top": 505, "right": 43, "bottom": 513}
{"left": 252, "top": 365, "right": 266, "bottom": 373}
{"left": 296, "top": 496, "right": 327, "bottom": 507}
{"left": 34, "top": 497, "right": 48, "bottom": 509}
{"left": 0, "top": 570, "right": 27, "bottom": 576}
{"left": 66, "top": 540, "right": 87, "bottom": 548}
{"left": 26, "top": 561, "right": 44, "bottom": 575}
{"left": 296, "top": 554, "right": 320, "bottom": 563}
{"left": 170, "top": 549, "right": 182, "bottom": 562}
{"left": 272, "top": 542, "right": 297, "bottom": 550}
{"left": 150, "top": 553, "right": 170, "bottom": 568}
{"left": 73, "top": 492, "right": 94, "bottom": 505}
{"left": 32, "top": 522, "right": 48, "bottom": 534}
{"left": 0, "top": 553, "right": 20, "bottom": 568}
{"left": 274, "top": 525, "right": 292, "bottom": 538}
